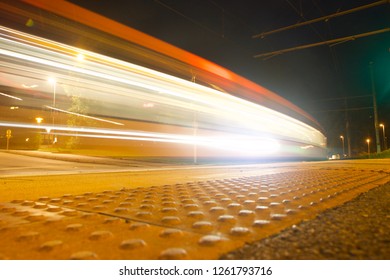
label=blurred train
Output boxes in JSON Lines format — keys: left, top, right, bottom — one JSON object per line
{"left": 0, "top": 0, "right": 327, "bottom": 161}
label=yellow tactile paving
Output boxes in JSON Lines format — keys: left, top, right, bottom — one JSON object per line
{"left": 0, "top": 168, "right": 389, "bottom": 260}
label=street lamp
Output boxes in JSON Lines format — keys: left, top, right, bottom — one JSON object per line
{"left": 340, "top": 135, "right": 345, "bottom": 158}
{"left": 366, "top": 138, "right": 370, "bottom": 158}
{"left": 35, "top": 117, "right": 43, "bottom": 124}
{"left": 380, "top": 124, "right": 387, "bottom": 150}
{"left": 369, "top": 62, "right": 381, "bottom": 153}
{"left": 35, "top": 117, "right": 43, "bottom": 147}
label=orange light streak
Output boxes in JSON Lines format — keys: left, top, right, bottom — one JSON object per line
{"left": 21, "top": 0, "right": 320, "bottom": 127}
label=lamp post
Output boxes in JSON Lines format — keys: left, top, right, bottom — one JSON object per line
{"left": 380, "top": 124, "right": 387, "bottom": 150}
{"left": 35, "top": 117, "right": 43, "bottom": 147}
{"left": 366, "top": 138, "right": 370, "bottom": 158}
{"left": 340, "top": 135, "right": 345, "bottom": 158}
{"left": 369, "top": 62, "right": 381, "bottom": 153}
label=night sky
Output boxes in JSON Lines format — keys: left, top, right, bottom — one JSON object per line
{"left": 69, "top": 0, "right": 389, "bottom": 154}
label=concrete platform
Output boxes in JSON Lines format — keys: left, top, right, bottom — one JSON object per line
{"left": 1, "top": 157, "right": 389, "bottom": 259}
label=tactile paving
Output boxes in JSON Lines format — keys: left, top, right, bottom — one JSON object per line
{"left": 0, "top": 167, "right": 389, "bottom": 259}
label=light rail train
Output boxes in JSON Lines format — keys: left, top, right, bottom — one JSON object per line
{"left": 0, "top": 0, "right": 327, "bottom": 161}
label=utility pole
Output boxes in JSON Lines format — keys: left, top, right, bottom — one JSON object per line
{"left": 369, "top": 62, "right": 381, "bottom": 153}
{"left": 343, "top": 97, "right": 352, "bottom": 157}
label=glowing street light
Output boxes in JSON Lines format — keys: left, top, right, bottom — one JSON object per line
{"left": 35, "top": 117, "right": 43, "bottom": 124}
{"left": 380, "top": 124, "right": 387, "bottom": 150}
{"left": 366, "top": 138, "right": 371, "bottom": 158}
{"left": 340, "top": 135, "right": 345, "bottom": 158}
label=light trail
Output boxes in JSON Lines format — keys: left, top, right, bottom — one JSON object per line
{"left": 0, "top": 24, "right": 326, "bottom": 158}
{"left": 45, "top": 106, "right": 124, "bottom": 126}
{"left": 0, "top": 121, "right": 280, "bottom": 155}
{"left": 0, "top": 91, "right": 23, "bottom": 101}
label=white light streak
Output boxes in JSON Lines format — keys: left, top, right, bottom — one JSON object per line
{"left": 0, "top": 92, "right": 23, "bottom": 101}
{"left": 21, "top": 84, "right": 38, "bottom": 88}
{"left": 0, "top": 25, "right": 327, "bottom": 158}
{"left": 45, "top": 106, "right": 124, "bottom": 126}
{"left": 0, "top": 121, "right": 279, "bottom": 154}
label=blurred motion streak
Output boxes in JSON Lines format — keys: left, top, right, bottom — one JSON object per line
{"left": 0, "top": 2, "right": 327, "bottom": 159}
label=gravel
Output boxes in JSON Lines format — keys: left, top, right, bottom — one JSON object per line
{"left": 220, "top": 183, "right": 390, "bottom": 260}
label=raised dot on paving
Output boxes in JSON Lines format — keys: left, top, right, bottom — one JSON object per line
{"left": 47, "top": 206, "right": 62, "bottom": 212}
{"left": 252, "top": 219, "right": 270, "bottom": 228}
{"left": 114, "top": 207, "right": 129, "bottom": 213}
{"left": 227, "top": 203, "right": 242, "bottom": 211}
{"left": 139, "top": 204, "right": 154, "bottom": 210}
{"left": 192, "top": 221, "right": 214, "bottom": 232}
{"left": 21, "top": 201, "right": 35, "bottom": 206}
{"left": 136, "top": 211, "right": 153, "bottom": 219}
{"left": 128, "top": 222, "right": 150, "bottom": 231}
{"left": 198, "top": 235, "right": 228, "bottom": 246}
{"left": 159, "top": 228, "right": 184, "bottom": 238}
{"left": 141, "top": 199, "right": 154, "bottom": 205}
{"left": 62, "top": 200, "right": 74, "bottom": 205}
{"left": 39, "top": 240, "right": 63, "bottom": 252}
{"left": 184, "top": 203, "right": 199, "bottom": 210}
{"left": 203, "top": 200, "right": 218, "bottom": 207}
{"left": 159, "top": 248, "right": 188, "bottom": 260}
{"left": 229, "top": 227, "right": 251, "bottom": 236}
{"left": 76, "top": 203, "right": 89, "bottom": 208}
{"left": 89, "top": 230, "right": 113, "bottom": 241}
{"left": 17, "top": 231, "right": 40, "bottom": 242}
{"left": 162, "top": 201, "right": 176, "bottom": 207}
{"left": 161, "top": 207, "right": 178, "bottom": 214}
{"left": 33, "top": 203, "right": 46, "bottom": 210}
{"left": 70, "top": 251, "right": 98, "bottom": 260}
{"left": 217, "top": 215, "right": 236, "bottom": 224}
{"left": 92, "top": 205, "right": 107, "bottom": 211}
{"left": 120, "top": 239, "right": 147, "bottom": 250}
{"left": 285, "top": 208, "right": 297, "bottom": 215}
{"left": 161, "top": 216, "right": 181, "bottom": 225}
{"left": 65, "top": 223, "right": 83, "bottom": 232}
{"left": 220, "top": 197, "right": 232, "bottom": 204}
{"left": 209, "top": 206, "right": 226, "bottom": 214}
{"left": 103, "top": 218, "right": 123, "bottom": 224}
{"left": 187, "top": 211, "right": 205, "bottom": 219}
{"left": 270, "top": 213, "right": 287, "bottom": 220}
{"left": 255, "top": 205, "right": 269, "bottom": 212}
{"left": 238, "top": 210, "right": 255, "bottom": 217}
{"left": 119, "top": 202, "right": 132, "bottom": 207}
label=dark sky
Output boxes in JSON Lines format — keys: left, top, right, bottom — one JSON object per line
{"left": 69, "top": 0, "right": 389, "bottom": 153}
